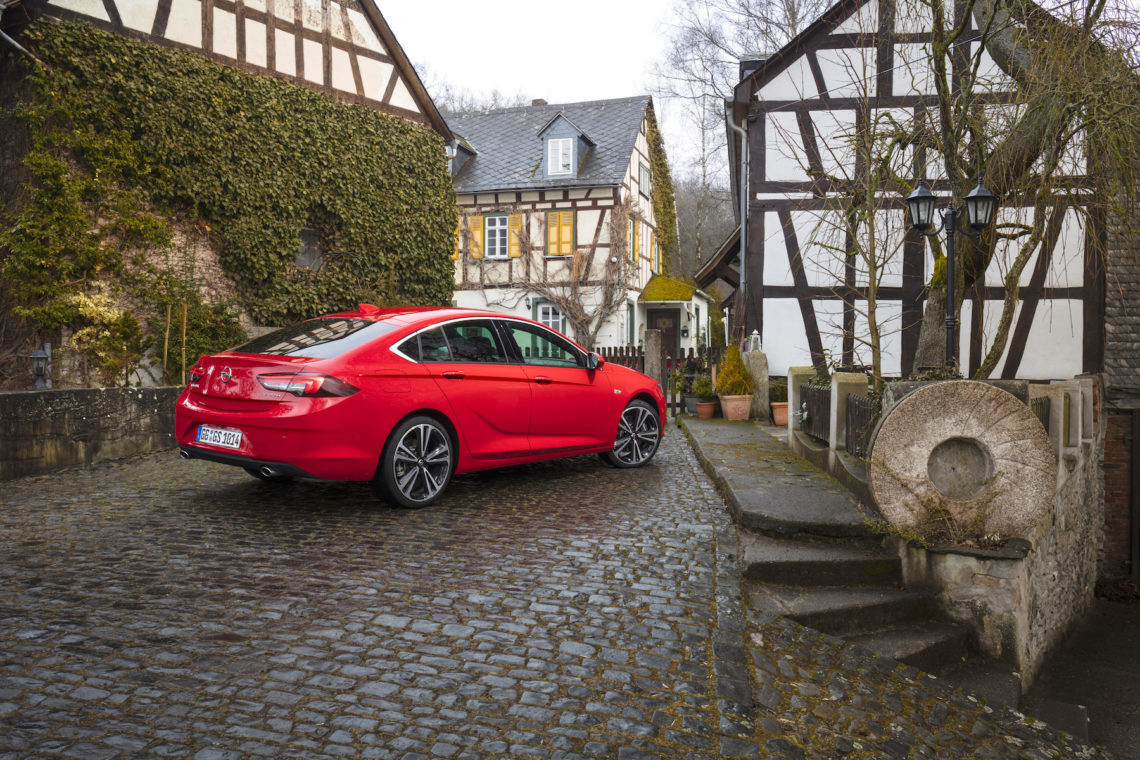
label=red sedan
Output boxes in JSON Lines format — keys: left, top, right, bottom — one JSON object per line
{"left": 176, "top": 305, "right": 665, "bottom": 507}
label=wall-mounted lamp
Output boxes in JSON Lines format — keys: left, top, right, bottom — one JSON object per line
{"left": 525, "top": 297, "right": 532, "bottom": 309}
{"left": 681, "top": 328, "right": 689, "bottom": 338}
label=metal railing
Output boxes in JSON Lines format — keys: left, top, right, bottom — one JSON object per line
{"left": 800, "top": 384, "right": 831, "bottom": 442}
{"left": 1030, "top": 395, "right": 1051, "bottom": 433}
{"left": 845, "top": 393, "right": 877, "bottom": 457}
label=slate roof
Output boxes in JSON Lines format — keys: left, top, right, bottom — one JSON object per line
{"left": 444, "top": 95, "right": 650, "bottom": 194}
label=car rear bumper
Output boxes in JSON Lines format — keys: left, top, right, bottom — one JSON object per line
{"left": 178, "top": 446, "right": 317, "bottom": 479}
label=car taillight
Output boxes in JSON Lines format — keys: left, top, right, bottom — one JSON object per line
{"left": 257, "top": 372, "right": 359, "bottom": 397}
{"left": 188, "top": 365, "right": 205, "bottom": 384}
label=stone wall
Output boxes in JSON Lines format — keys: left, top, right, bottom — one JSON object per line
{"left": 0, "top": 387, "right": 181, "bottom": 481}
{"left": 1104, "top": 200, "right": 1140, "bottom": 399}
{"left": 1102, "top": 410, "right": 1133, "bottom": 577}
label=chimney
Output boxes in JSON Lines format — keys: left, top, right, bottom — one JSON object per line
{"left": 739, "top": 55, "right": 768, "bottom": 81}
{"left": 531, "top": 98, "right": 547, "bottom": 106}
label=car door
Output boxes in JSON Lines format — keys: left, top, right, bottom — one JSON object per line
{"left": 497, "top": 320, "right": 615, "bottom": 452}
{"left": 400, "top": 319, "right": 532, "bottom": 460}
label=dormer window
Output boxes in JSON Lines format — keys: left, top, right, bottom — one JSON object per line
{"left": 548, "top": 138, "right": 573, "bottom": 175}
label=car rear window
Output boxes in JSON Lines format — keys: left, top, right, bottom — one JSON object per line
{"left": 232, "top": 318, "right": 396, "bottom": 358}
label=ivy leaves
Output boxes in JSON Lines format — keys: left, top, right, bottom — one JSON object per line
{"left": 6, "top": 20, "right": 456, "bottom": 332}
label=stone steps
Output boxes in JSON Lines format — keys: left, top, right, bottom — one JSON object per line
{"left": 745, "top": 582, "right": 938, "bottom": 637}
{"left": 739, "top": 532, "right": 899, "bottom": 586}
{"left": 848, "top": 621, "right": 971, "bottom": 674}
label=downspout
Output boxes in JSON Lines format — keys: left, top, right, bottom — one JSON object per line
{"left": 725, "top": 102, "right": 748, "bottom": 342}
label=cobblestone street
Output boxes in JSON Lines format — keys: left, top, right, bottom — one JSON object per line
{"left": 0, "top": 434, "right": 755, "bottom": 759}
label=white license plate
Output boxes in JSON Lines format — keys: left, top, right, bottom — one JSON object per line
{"left": 196, "top": 425, "right": 243, "bottom": 450}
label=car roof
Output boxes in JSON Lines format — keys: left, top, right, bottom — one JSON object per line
{"left": 322, "top": 305, "right": 528, "bottom": 326}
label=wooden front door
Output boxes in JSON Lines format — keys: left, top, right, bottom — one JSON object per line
{"left": 648, "top": 308, "right": 681, "bottom": 360}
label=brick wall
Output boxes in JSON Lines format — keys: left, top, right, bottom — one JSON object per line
{"left": 1102, "top": 410, "right": 1133, "bottom": 577}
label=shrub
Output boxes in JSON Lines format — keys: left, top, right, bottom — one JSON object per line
{"left": 770, "top": 379, "right": 788, "bottom": 403}
{"left": 715, "top": 344, "right": 754, "bottom": 396}
{"left": 692, "top": 374, "right": 715, "bottom": 400}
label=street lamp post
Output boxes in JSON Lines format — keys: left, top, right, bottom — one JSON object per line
{"left": 905, "top": 180, "right": 998, "bottom": 371}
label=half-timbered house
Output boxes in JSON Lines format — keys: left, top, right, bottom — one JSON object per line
{"left": 446, "top": 96, "right": 706, "bottom": 355}
{"left": 697, "top": 0, "right": 1100, "bottom": 382}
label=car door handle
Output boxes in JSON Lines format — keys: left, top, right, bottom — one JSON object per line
{"left": 441, "top": 370, "right": 466, "bottom": 380}
{"left": 533, "top": 376, "right": 552, "bottom": 385}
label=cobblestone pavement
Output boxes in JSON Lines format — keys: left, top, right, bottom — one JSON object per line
{"left": 0, "top": 434, "right": 756, "bottom": 759}
{"left": 0, "top": 429, "right": 1115, "bottom": 760}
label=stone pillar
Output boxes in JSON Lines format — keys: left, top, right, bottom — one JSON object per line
{"left": 744, "top": 351, "right": 769, "bottom": 421}
{"left": 787, "top": 366, "right": 814, "bottom": 434}
{"left": 644, "top": 329, "right": 664, "bottom": 386}
{"left": 829, "top": 372, "right": 869, "bottom": 452}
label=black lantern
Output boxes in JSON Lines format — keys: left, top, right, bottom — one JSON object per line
{"left": 904, "top": 179, "right": 999, "bottom": 371}
{"left": 964, "top": 182, "right": 998, "bottom": 231}
{"left": 29, "top": 346, "right": 49, "bottom": 389}
{"left": 905, "top": 180, "right": 937, "bottom": 231}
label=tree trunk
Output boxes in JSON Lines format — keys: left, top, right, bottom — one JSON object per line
{"left": 913, "top": 286, "right": 949, "bottom": 372}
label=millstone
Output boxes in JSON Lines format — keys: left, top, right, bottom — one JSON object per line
{"left": 868, "top": 380, "right": 1055, "bottom": 538}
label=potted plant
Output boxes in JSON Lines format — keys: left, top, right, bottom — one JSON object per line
{"left": 692, "top": 374, "right": 717, "bottom": 419}
{"left": 715, "top": 344, "right": 755, "bottom": 421}
{"left": 769, "top": 379, "right": 789, "bottom": 425}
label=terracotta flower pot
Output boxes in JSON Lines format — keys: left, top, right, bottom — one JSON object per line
{"left": 695, "top": 400, "right": 717, "bottom": 419}
{"left": 719, "top": 394, "right": 752, "bottom": 422}
{"left": 771, "top": 401, "right": 788, "bottom": 426}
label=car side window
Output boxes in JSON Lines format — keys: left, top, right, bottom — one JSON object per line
{"left": 441, "top": 320, "right": 508, "bottom": 363}
{"left": 501, "top": 322, "right": 583, "bottom": 368}
{"left": 397, "top": 327, "right": 451, "bottom": 363}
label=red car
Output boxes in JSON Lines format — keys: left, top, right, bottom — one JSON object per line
{"left": 176, "top": 305, "right": 665, "bottom": 507}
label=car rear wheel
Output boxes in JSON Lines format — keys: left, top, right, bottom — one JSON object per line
{"left": 373, "top": 416, "right": 453, "bottom": 508}
{"left": 602, "top": 399, "right": 660, "bottom": 468}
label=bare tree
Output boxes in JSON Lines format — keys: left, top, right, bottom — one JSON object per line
{"left": 415, "top": 63, "right": 529, "bottom": 115}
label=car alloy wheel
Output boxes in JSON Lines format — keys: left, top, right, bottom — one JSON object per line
{"left": 375, "top": 416, "right": 453, "bottom": 508}
{"left": 603, "top": 399, "right": 660, "bottom": 468}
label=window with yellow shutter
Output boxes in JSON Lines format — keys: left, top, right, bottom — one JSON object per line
{"left": 545, "top": 211, "right": 574, "bottom": 256}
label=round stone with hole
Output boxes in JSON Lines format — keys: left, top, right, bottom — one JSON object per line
{"left": 868, "top": 380, "right": 1055, "bottom": 539}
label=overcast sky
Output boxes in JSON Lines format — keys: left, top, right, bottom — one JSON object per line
{"left": 374, "top": 0, "right": 698, "bottom": 171}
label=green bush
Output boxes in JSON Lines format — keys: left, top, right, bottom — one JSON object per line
{"left": 769, "top": 379, "right": 788, "bottom": 403}
{"left": 716, "top": 344, "right": 754, "bottom": 396}
{"left": 692, "top": 374, "right": 715, "bottom": 400}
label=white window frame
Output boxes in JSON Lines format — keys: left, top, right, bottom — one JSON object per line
{"left": 548, "top": 138, "right": 574, "bottom": 176}
{"left": 537, "top": 303, "right": 565, "bottom": 334}
{"left": 639, "top": 162, "right": 652, "bottom": 197}
{"left": 484, "top": 215, "right": 509, "bottom": 260}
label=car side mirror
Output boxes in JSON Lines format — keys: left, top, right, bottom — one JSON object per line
{"left": 585, "top": 352, "right": 604, "bottom": 370}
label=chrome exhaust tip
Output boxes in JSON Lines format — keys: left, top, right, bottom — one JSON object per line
{"left": 259, "top": 466, "right": 276, "bottom": 478}
{"left": 180, "top": 450, "right": 191, "bottom": 459}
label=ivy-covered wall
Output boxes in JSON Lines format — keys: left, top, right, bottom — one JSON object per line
{"left": 644, "top": 105, "right": 677, "bottom": 276}
{"left": 0, "top": 20, "right": 455, "bottom": 386}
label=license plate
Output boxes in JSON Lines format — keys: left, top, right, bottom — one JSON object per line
{"left": 196, "top": 425, "right": 243, "bottom": 450}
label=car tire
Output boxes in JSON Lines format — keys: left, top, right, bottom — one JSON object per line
{"left": 243, "top": 467, "right": 294, "bottom": 483}
{"left": 373, "top": 415, "right": 454, "bottom": 508}
{"left": 602, "top": 399, "right": 661, "bottom": 468}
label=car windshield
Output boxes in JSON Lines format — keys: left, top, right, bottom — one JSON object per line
{"left": 231, "top": 318, "right": 396, "bottom": 358}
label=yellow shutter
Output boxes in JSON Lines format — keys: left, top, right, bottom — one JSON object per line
{"left": 469, "top": 216, "right": 483, "bottom": 259}
{"left": 633, "top": 222, "right": 639, "bottom": 263}
{"left": 649, "top": 230, "right": 656, "bottom": 271}
{"left": 547, "top": 211, "right": 574, "bottom": 256}
{"left": 508, "top": 214, "right": 522, "bottom": 258}
{"left": 559, "top": 212, "right": 574, "bottom": 255}
{"left": 452, "top": 224, "right": 459, "bottom": 260}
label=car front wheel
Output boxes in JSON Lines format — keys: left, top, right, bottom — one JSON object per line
{"left": 373, "top": 416, "right": 454, "bottom": 508}
{"left": 602, "top": 399, "right": 661, "bottom": 468}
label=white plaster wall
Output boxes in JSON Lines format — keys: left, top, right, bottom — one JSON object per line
{"left": 764, "top": 112, "right": 809, "bottom": 182}
{"left": 758, "top": 57, "right": 818, "bottom": 103}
